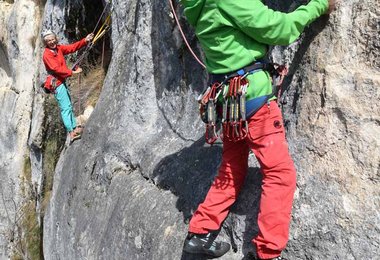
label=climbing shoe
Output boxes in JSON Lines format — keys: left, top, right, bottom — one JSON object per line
{"left": 74, "top": 126, "right": 83, "bottom": 135}
{"left": 259, "top": 257, "right": 288, "bottom": 260}
{"left": 183, "top": 232, "right": 230, "bottom": 258}
{"left": 69, "top": 132, "right": 81, "bottom": 143}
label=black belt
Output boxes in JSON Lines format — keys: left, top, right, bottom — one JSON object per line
{"left": 208, "top": 61, "right": 276, "bottom": 85}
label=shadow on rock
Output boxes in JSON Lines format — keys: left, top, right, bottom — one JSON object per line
{"left": 152, "top": 137, "right": 223, "bottom": 223}
{"left": 152, "top": 135, "right": 264, "bottom": 259}
{"left": 224, "top": 166, "right": 262, "bottom": 258}
{"left": 180, "top": 251, "right": 224, "bottom": 260}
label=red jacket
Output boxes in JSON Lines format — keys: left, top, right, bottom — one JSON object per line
{"left": 43, "top": 38, "right": 87, "bottom": 91}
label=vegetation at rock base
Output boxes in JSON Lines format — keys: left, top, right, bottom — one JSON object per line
{"left": 69, "top": 66, "right": 106, "bottom": 114}
{"left": 9, "top": 157, "right": 42, "bottom": 260}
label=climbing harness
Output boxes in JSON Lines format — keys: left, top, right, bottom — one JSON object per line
{"left": 199, "top": 62, "right": 288, "bottom": 144}
{"left": 41, "top": 74, "right": 57, "bottom": 94}
{"left": 170, "top": 0, "right": 288, "bottom": 145}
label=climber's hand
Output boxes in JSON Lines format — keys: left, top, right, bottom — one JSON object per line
{"left": 326, "top": 0, "right": 338, "bottom": 14}
{"left": 85, "top": 33, "right": 94, "bottom": 43}
{"left": 72, "top": 67, "right": 83, "bottom": 74}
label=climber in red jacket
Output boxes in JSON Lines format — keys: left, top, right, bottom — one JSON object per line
{"left": 42, "top": 30, "right": 93, "bottom": 142}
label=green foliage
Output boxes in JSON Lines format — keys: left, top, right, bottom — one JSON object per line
{"left": 40, "top": 95, "right": 66, "bottom": 216}
{"left": 10, "top": 157, "right": 43, "bottom": 259}
{"left": 22, "top": 201, "right": 42, "bottom": 260}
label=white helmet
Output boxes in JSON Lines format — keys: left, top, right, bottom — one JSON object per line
{"left": 41, "top": 29, "right": 55, "bottom": 39}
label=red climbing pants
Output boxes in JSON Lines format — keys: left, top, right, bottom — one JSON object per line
{"left": 189, "top": 101, "right": 296, "bottom": 259}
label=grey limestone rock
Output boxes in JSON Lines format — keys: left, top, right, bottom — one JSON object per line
{"left": 0, "top": 0, "right": 378, "bottom": 259}
{"left": 44, "top": 0, "right": 380, "bottom": 259}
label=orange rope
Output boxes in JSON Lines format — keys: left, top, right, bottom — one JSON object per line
{"left": 169, "top": 0, "right": 206, "bottom": 69}
{"left": 101, "top": 36, "right": 105, "bottom": 68}
{"left": 78, "top": 73, "right": 82, "bottom": 115}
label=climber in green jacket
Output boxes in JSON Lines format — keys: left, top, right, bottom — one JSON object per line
{"left": 180, "top": 0, "right": 337, "bottom": 259}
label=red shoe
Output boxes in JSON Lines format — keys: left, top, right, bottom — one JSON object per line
{"left": 74, "top": 126, "right": 83, "bottom": 135}
{"left": 69, "top": 131, "right": 81, "bottom": 143}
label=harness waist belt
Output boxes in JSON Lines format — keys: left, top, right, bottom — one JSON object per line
{"left": 208, "top": 61, "right": 275, "bottom": 84}
{"left": 208, "top": 61, "right": 277, "bottom": 120}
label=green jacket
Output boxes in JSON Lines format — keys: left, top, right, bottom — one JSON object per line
{"left": 181, "top": 0, "right": 328, "bottom": 99}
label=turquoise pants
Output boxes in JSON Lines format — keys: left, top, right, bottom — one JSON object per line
{"left": 54, "top": 83, "right": 76, "bottom": 132}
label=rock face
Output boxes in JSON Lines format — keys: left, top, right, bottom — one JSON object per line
{"left": 43, "top": 0, "right": 209, "bottom": 258}
{"left": 0, "top": 0, "right": 378, "bottom": 259}
{"left": 43, "top": 0, "right": 380, "bottom": 259}
{"left": 281, "top": 0, "right": 380, "bottom": 256}
{"left": 0, "top": 0, "right": 41, "bottom": 258}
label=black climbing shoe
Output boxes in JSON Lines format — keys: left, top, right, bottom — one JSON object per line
{"left": 259, "top": 257, "right": 288, "bottom": 260}
{"left": 183, "top": 232, "right": 230, "bottom": 258}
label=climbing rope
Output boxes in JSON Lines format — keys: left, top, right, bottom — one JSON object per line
{"left": 71, "top": 2, "right": 111, "bottom": 70}
{"left": 92, "top": 1, "right": 111, "bottom": 36}
{"left": 92, "top": 14, "right": 111, "bottom": 45}
{"left": 73, "top": 2, "right": 111, "bottom": 115}
{"left": 77, "top": 73, "right": 82, "bottom": 114}
{"left": 101, "top": 35, "right": 106, "bottom": 68}
{"left": 169, "top": 0, "right": 206, "bottom": 69}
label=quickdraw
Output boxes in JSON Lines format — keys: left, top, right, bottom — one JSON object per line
{"left": 199, "top": 62, "right": 288, "bottom": 145}
{"left": 222, "top": 76, "right": 249, "bottom": 142}
{"left": 199, "top": 82, "right": 223, "bottom": 144}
